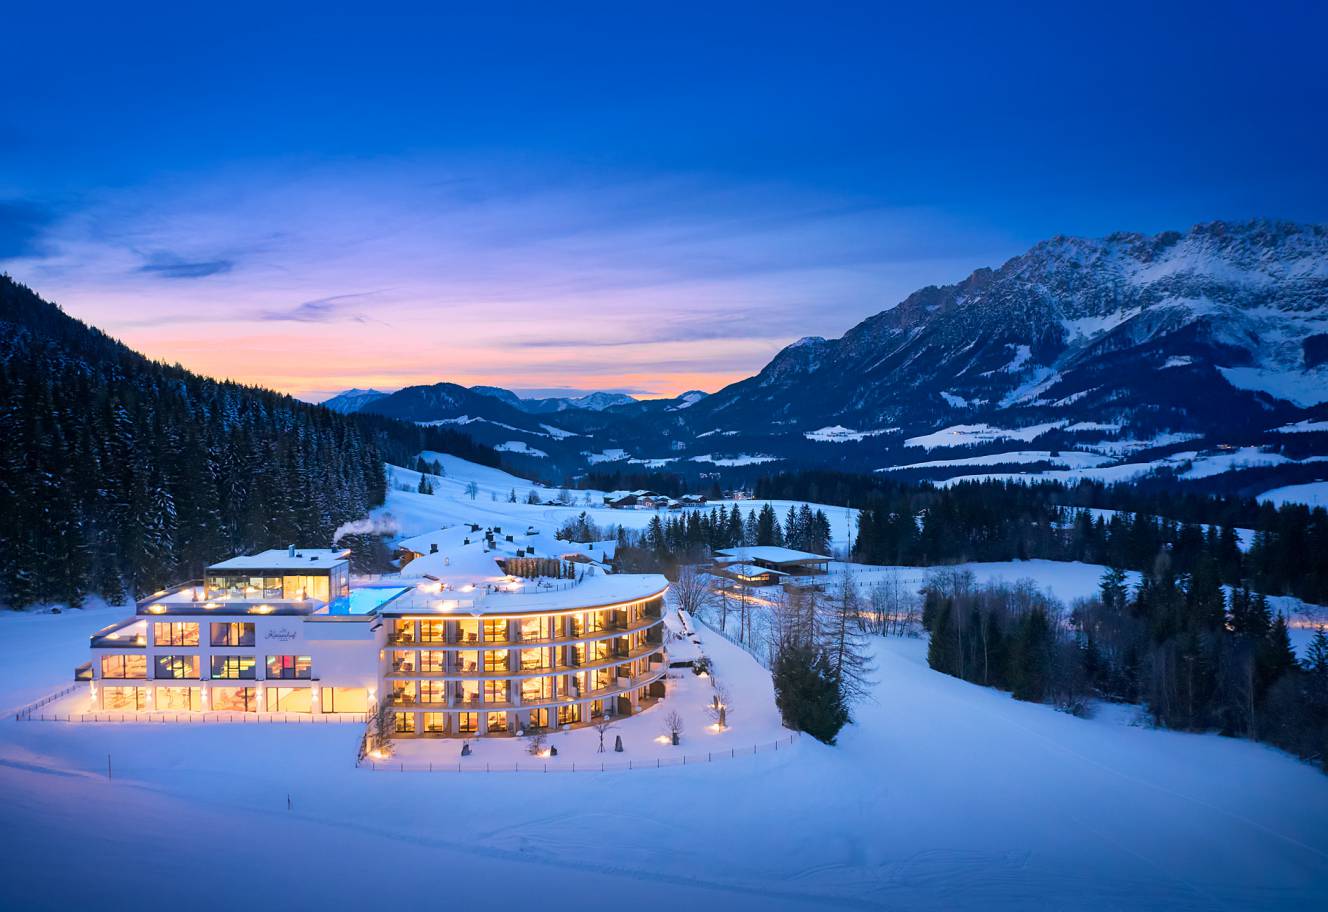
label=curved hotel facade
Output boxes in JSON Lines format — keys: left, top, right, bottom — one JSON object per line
{"left": 382, "top": 573, "right": 668, "bottom": 738}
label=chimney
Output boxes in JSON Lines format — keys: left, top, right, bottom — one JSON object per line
{"left": 287, "top": 544, "right": 296, "bottom": 558}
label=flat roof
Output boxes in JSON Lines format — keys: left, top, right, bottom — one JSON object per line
{"left": 208, "top": 548, "right": 350, "bottom": 572}
{"left": 383, "top": 572, "right": 669, "bottom": 617}
{"left": 714, "top": 546, "right": 829, "bottom": 563}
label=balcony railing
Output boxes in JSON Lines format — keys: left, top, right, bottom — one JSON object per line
{"left": 385, "top": 615, "right": 663, "bottom": 649}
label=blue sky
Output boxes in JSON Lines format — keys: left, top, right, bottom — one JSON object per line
{"left": 3, "top": 2, "right": 1325, "bottom": 399}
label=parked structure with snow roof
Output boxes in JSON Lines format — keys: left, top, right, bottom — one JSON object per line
{"left": 713, "top": 546, "right": 831, "bottom": 576}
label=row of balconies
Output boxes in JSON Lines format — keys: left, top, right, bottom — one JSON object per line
{"left": 384, "top": 665, "right": 666, "bottom": 712}
{"left": 385, "top": 613, "right": 660, "bottom": 647}
{"left": 385, "top": 642, "right": 662, "bottom": 679}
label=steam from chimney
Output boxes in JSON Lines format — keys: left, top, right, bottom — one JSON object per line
{"left": 332, "top": 513, "right": 401, "bottom": 546}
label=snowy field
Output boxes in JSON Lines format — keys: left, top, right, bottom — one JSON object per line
{"left": 4, "top": 595, "right": 1328, "bottom": 910}
{"left": 377, "top": 452, "right": 860, "bottom": 554}
{"left": 4, "top": 458, "right": 1328, "bottom": 910}
{"left": 1260, "top": 481, "right": 1328, "bottom": 508}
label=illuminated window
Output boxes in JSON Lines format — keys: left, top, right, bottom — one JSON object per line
{"left": 210, "top": 622, "right": 254, "bottom": 647}
{"left": 212, "top": 686, "right": 258, "bottom": 712}
{"left": 155, "top": 655, "right": 199, "bottom": 679}
{"left": 482, "top": 619, "right": 507, "bottom": 642}
{"left": 423, "top": 712, "right": 446, "bottom": 734}
{"left": 211, "top": 655, "right": 257, "bottom": 680}
{"left": 457, "top": 712, "right": 478, "bottom": 733}
{"left": 322, "top": 688, "right": 367, "bottom": 713}
{"left": 419, "top": 650, "right": 446, "bottom": 673}
{"left": 458, "top": 681, "right": 480, "bottom": 706}
{"left": 483, "top": 650, "right": 509, "bottom": 673}
{"left": 393, "top": 712, "right": 416, "bottom": 734}
{"left": 157, "top": 686, "right": 203, "bottom": 711}
{"left": 103, "top": 686, "right": 148, "bottom": 710}
{"left": 526, "top": 707, "right": 549, "bottom": 730}
{"left": 483, "top": 680, "right": 508, "bottom": 703}
{"left": 153, "top": 622, "right": 199, "bottom": 647}
{"left": 100, "top": 654, "right": 147, "bottom": 679}
{"left": 267, "top": 687, "right": 312, "bottom": 713}
{"left": 486, "top": 711, "right": 508, "bottom": 733}
{"left": 521, "top": 677, "right": 552, "bottom": 702}
{"left": 419, "top": 681, "right": 447, "bottom": 704}
{"left": 420, "top": 620, "right": 447, "bottom": 643}
{"left": 520, "top": 648, "right": 548, "bottom": 671}
{"left": 266, "top": 655, "right": 312, "bottom": 679}
{"left": 557, "top": 703, "right": 581, "bottom": 726}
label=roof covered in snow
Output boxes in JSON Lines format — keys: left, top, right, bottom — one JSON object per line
{"left": 714, "top": 546, "right": 829, "bottom": 564}
{"left": 382, "top": 571, "right": 669, "bottom": 617}
{"left": 208, "top": 548, "right": 350, "bottom": 571}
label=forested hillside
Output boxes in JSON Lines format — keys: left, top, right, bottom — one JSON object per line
{"left": 0, "top": 276, "right": 494, "bottom": 608}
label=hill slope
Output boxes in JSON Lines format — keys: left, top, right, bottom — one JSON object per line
{"left": 0, "top": 276, "right": 495, "bottom": 607}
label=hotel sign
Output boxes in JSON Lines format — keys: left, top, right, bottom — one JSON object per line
{"left": 265, "top": 627, "right": 298, "bottom": 642}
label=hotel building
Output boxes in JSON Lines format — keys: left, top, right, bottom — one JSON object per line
{"left": 77, "top": 537, "right": 670, "bottom": 738}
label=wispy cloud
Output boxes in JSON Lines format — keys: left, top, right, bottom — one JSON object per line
{"left": 4, "top": 158, "right": 1017, "bottom": 397}
{"left": 258, "top": 291, "right": 390, "bottom": 324}
{"left": 136, "top": 251, "right": 234, "bottom": 279}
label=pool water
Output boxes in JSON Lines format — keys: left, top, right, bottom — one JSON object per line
{"left": 326, "top": 586, "right": 410, "bottom": 615}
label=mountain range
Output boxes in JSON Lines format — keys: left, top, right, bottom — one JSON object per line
{"left": 321, "top": 220, "right": 1328, "bottom": 489}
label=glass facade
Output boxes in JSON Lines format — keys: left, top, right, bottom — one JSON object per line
{"left": 266, "top": 655, "right": 312, "bottom": 679}
{"left": 153, "top": 622, "right": 199, "bottom": 647}
{"left": 212, "top": 686, "right": 258, "bottom": 712}
{"left": 211, "top": 655, "right": 257, "bottom": 679}
{"left": 101, "top": 654, "right": 147, "bottom": 679}
{"left": 155, "top": 655, "right": 199, "bottom": 679}
{"left": 210, "top": 622, "right": 255, "bottom": 647}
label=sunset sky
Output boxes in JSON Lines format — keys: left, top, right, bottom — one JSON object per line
{"left": 4, "top": 3, "right": 1326, "bottom": 401}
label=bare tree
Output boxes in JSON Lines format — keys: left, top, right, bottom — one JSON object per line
{"left": 673, "top": 563, "right": 713, "bottom": 623}
{"left": 663, "top": 710, "right": 685, "bottom": 745}
{"left": 706, "top": 681, "right": 732, "bottom": 730}
{"left": 869, "top": 570, "right": 917, "bottom": 636}
{"left": 525, "top": 729, "right": 549, "bottom": 756}
{"left": 592, "top": 717, "right": 616, "bottom": 753}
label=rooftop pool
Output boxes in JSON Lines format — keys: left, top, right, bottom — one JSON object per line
{"left": 326, "top": 585, "right": 410, "bottom": 616}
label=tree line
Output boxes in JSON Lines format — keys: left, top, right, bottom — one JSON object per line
{"left": 606, "top": 503, "right": 834, "bottom": 573}
{"left": 754, "top": 469, "right": 1328, "bottom": 605}
{"left": 0, "top": 276, "right": 492, "bottom": 608}
{"left": 923, "top": 566, "right": 1328, "bottom": 770}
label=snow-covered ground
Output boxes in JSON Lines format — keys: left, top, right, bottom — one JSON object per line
{"left": 4, "top": 593, "right": 1328, "bottom": 910}
{"left": 380, "top": 452, "right": 860, "bottom": 554}
{"left": 1260, "top": 481, "right": 1328, "bottom": 508}
{"left": 5, "top": 460, "right": 1328, "bottom": 909}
